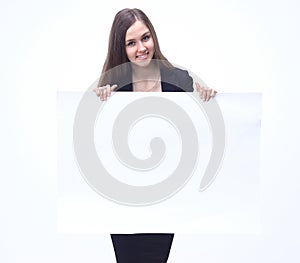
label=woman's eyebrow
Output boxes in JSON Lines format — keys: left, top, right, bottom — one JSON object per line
{"left": 126, "top": 31, "right": 150, "bottom": 42}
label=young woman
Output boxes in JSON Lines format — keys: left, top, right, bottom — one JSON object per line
{"left": 94, "top": 8, "right": 216, "bottom": 263}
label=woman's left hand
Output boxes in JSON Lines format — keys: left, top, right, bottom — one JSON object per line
{"left": 195, "top": 82, "right": 217, "bottom": 102}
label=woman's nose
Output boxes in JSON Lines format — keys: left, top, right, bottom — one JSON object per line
{"left": 137, "top": 41, "right": 146, "bottom": 52}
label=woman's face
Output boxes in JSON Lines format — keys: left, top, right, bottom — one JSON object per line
{"left": 125, "top": 20, "right": 155, "bottom": 67}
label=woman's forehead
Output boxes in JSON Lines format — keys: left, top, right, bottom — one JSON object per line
{"left": 125, "top": 21, "right": 150, "bottom": 40}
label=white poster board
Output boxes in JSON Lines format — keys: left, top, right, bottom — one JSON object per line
{"left": 57, "top": 92, "right": 261, "bottom": 234}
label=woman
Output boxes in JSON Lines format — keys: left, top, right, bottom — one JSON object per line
{"left": 94, "top": 8, "right": 216, "bottom": 263}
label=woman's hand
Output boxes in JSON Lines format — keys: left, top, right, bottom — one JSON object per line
{"left": 93, "top": 84, "right": 118, "bottom": 101}
{"left": 195, "top": 82, "right": 217, "bottom": 102}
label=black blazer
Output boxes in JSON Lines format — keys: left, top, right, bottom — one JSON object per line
{"left": 116, "top": 66, "right": 194, "bottom": 92}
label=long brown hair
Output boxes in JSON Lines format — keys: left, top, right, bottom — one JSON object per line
{"left": 98, "top": 8, "right": 173, "bottom": 87}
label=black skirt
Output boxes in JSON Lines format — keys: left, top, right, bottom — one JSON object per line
{"left": 111, "top": 233, "right": 174, "bottom": 263}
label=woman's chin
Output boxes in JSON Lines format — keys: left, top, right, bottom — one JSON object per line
{"left": 133, "top": 58, "right": 152, "bottom": 67}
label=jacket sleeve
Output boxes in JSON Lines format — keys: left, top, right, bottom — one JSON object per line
{"left": 176, "top": 68, "right": 194, "bottom": 92}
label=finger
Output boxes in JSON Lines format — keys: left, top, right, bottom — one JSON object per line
{"left": 199, "top": 86, "right": 208, "bottom": 101}
{"left": 100, "top": 86, "right": 106, "bottom": 101}
{"left": 206, "top": 89, "right": 217, "bottom": 101}
{"left": 107, "top": 84, "right": 115, "bottom": 97}
{"left": 108, "top": 84, "right": 118, "bottom": 98}
{"left": 103, "top": 85, "right": 109, "bottom": 100}
{"left": 196, "top": 82, "right": 203, "bottom": 96}
{"left": 107, "top": 84, "right": 112, "bottom": 98}
{"left": 196, "top": 82, "right": 204, "bottom": 99}
{"left": 103, "top": 85, "right": 109, "bottom": 101}
{"left": 106, "top": 86, "right": 111, "bottom": 98}
{"left": 204, "top": 89, "right": 210, "bottom": 101}
{"left": 210, "top": 89, "right": 217, "bottom": 97}
{"left": 195, "top": 82, "right": 200, "bottom": 92}
{"left": 111, "top": 84, "right": 118, "bottom": 91}
{"left": 93, "top": 87, "right": 101, "bottom": 97}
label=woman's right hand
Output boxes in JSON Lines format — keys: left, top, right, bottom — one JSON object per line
{"left": 93, "top": 84, "right": 118, "bottom": 101}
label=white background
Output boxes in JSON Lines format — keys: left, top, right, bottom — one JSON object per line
{"left": 1, "top": 0, "right": 300, "bottom": 262}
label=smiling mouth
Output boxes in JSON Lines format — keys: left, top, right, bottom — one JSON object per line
{"left": 136, "top": 51, "right": 149, "bottom": 60}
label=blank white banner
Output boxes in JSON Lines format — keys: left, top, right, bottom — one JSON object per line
{"left": 57, "top": 92, "right": 261, "bottom": 234}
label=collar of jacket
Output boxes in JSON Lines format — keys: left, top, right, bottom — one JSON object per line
{"left": 116, "top": 66, "right": 180, "bottom": 92}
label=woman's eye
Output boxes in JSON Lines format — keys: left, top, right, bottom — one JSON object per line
{"left": 143, "top": 35, "right": 150, "bottom": 41}
{"left": 127, "top": 41, "right": 135, "bottom": 47}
